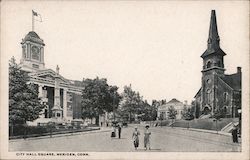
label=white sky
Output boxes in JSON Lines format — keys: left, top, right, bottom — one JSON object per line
{"left": 1, "top": 1, "right": 249, "bottom": 104}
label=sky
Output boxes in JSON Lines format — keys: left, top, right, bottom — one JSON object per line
{"left": 1, "top": 1, "right": 249, "bottom": 104}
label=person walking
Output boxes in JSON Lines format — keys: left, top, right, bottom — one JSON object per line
{"left": 118, "top": 124, "right": 122, "bottom": 139}
{"left": 232, "top": 125, "right": 238, "bottom": 143}
{"left": 132, "top": 127, "right": 140, "bottom": 150}
{"left": 144, "top": 125, "right": 151, "bottom": 150}
{"left": 111, "top": 125, "right": 116, "bottom": 139}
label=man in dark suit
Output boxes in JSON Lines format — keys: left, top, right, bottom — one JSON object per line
{"left": 232, "top": 125, "right": 238, "bottom": 143}
{"left": 118, "top": 125, "right": 122, "bottom": 139}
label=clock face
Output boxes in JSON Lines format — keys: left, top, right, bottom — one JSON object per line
{"left": 31, "top": 46, "right": 40, "bottom": 60}
{"left": 32, "top": 46, "right": 39, "bottom": 54}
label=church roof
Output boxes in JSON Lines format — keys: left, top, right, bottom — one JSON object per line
{"left": 201, "top": 47, "right": 226, "bottom": 58}
{"left": 221, "top": 73, "right": 241, "bottom": 91}
{"left": 194, "top": 87, "right": 201, "bottom": 98}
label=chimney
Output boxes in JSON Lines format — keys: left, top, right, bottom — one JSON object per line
{"left": 237, "top": 67, "right": 241, "bottom": 73}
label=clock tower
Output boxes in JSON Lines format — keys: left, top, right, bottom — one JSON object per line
{"left": 20, "top": 31, "right": 45, "bottom": 72}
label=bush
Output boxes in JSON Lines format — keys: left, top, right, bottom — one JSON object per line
{"left": 9, "top": 124, "right": 48, "bottom": 136}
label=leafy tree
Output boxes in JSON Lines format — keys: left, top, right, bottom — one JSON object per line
{"left": 212, "top": 108, "right": 225, "bottom": 133}
{"left": 168, "top": 106, "right": 177, "bottom": 119}
{"left": 81, "top": 77, "right": 121, "bottom": 125}
{"left": 168, "top": 106, "right": 177, "bottom": 128}
{"left": 120, "top": 85, "right": 143, "bottom": 123}
{"left": 182, "top": 106, "right": 195, "bottom": 120}
{"left": 140, "top": 100, "right": 157, "bottom": 121}
{"left": 9, "top": 57, "right": 45, "bottom": 125}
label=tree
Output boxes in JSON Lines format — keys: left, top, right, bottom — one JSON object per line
{"left": 181, "top": 106, "right": 195, "bottom": 129}
{"left": 120, "top": 85, "right": 143, "bottom": 123}
{"left": 140, "top": 100, "right": 157, "bottom": 121}
{"left": 182, "top": 106, "right": 195, "bottom": 120}
{"left": 212, "top": 109, "right": 224, "bottom": 133}
{"left": 9, "top": 57, "right": 45, "bottom": 125}
{"left": 81, "top": 77, "right": 121, "bottom": 125}
{"left": 168, "top": 106, "right": 177, "bottom": 128}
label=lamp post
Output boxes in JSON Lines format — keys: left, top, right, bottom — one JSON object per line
{"left": 238, "top": 108, "right": 241, "bottom": 137}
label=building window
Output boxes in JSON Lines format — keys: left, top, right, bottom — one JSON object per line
{"left": 223, "top": 92, "right": 228, "bottom": 102}
{"left": 206, "top": 61, "right": 211, "bottom": 68}
{"left": 32, "top": 64, "right": 39, "bottom": 69}
{"left": 207, "top": 79, "right": 211, "bottom": 84}
{"left": 223, "top": 106, "right": 227, "bottom": 114}
{"left": 217, "top": 61, "right": 221, "bottom": 67}
{"left": 57, "top": 113, "right": 61, "bottom": 117}
{"left": 206, "top": 89, "right": 212, "bottom": 103}
{"left": 22, "top": 46, "right": 26, "bottom": 58}
{"left": 31, "top": 46, "right": 40, "bottom": 60}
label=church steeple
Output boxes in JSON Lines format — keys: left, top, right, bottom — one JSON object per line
{"left": 201, "top": 10, "right": 226, "bottom": 58}
{"left": 207, "top": 10, "right": 220, "bottom": 52}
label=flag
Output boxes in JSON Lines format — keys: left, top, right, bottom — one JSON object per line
{"left": 32, "top": 10, "right": 38, "bottom": 16}
{"left": 32, "top": 10, "right": 42, "bottom": 22}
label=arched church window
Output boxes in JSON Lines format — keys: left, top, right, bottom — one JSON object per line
{"left": 217, "top": 61, "right": 221, "bottom": 67}
{"left": 223, "top": 92, "right": 228, "bottom": 102}
{"left": 206, "top": 89, "right": 212, "bottom": 103}
{"left": 223, "top": 106, "right": 227, "bottom": 114}
{"left": 206, "top": 61, "right": 211, "bottom": 68}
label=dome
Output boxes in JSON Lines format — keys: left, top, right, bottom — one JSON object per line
{"left": 26, "top": 31, "right": 40, "bottom": 39}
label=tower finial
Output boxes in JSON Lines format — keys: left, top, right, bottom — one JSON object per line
{"left": 207, "top": 10, "right": 220, "bottom": 51}
{"left": 56, "top": 65, "right": 59, "bottom": 74}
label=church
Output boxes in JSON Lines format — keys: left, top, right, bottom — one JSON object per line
{"left": 194, "top": 10, "right": 242, "bottom": 118}
{"left": 19, "top": 31, "right": 84, "bottom": 124}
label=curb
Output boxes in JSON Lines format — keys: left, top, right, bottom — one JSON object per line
{"left": 9, "top": 128, "right": 104, "bottom": 141}
{"left": 172, "top": 127, "right": 233, "bottom": 137}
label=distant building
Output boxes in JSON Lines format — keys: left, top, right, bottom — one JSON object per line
{"left": 194, "top": 10, "right": 241, "bottom": 118}
{"left": 157, "top": 99, "right": 190, "bottom": 120}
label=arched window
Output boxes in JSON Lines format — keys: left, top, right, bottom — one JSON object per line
{"left": 217, "top": 61, "right": 221, "bottom": 67}
{"left": 206, "top": 89, "right": 212, "bottom": 104}
{"left": 223, "top": 106, "right": 227, "bottom": 114}
{"left": 223, "top": 92, "right": 228, "bottom": 102}
{"left": 206, "top": 61, "right": 211, "bottom": 68}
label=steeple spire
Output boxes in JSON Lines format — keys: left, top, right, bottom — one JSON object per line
{"left": 207, "top": 10, "right": 220, "bottom": 51}
{"left": 201, "top": 10, "right": 226, "bottom": 58}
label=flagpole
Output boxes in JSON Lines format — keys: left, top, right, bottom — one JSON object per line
{"left": 32, "top": 10, "right": 34, "bottom": 31}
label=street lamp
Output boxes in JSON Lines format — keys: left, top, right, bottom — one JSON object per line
{"left": 238, "top": 108, "right": 242, "bottom": 137}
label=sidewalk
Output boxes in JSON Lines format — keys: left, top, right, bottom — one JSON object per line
{"left": 177, "top": 127, "right": 232, "bottom": 136}
{"left": 155, "top": 127, "right": 241, "bottom": 146}
{"left": 9, "top": 127, "right": 112, "bottom": 142}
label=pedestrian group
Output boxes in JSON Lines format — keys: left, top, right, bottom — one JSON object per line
{"left": 111, "top": 123, "right": 152, "bottom": 150}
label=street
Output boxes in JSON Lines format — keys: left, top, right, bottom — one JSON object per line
{"left": 9, "top": 125, "right": 241, "bottom": 152}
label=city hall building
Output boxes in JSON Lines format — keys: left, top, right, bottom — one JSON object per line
{"left": 194, "top": 10, "right": 242, "bottom": 118}
{"left": 19, "top": 31, "right": 83, "bottom": 124}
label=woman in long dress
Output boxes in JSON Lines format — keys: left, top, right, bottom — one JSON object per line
{"left": 144, "top": 125, "right": 151, "bottom": 150}
{"left": 111, "top": 125, "right": 116, "bottom": 138}
{"left": 132, "top": 127, "right": 140, "bottom": 150}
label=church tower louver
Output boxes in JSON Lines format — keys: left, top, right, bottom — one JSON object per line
{"left": 194, "top": 10, "right": 242, "bottom": 118}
